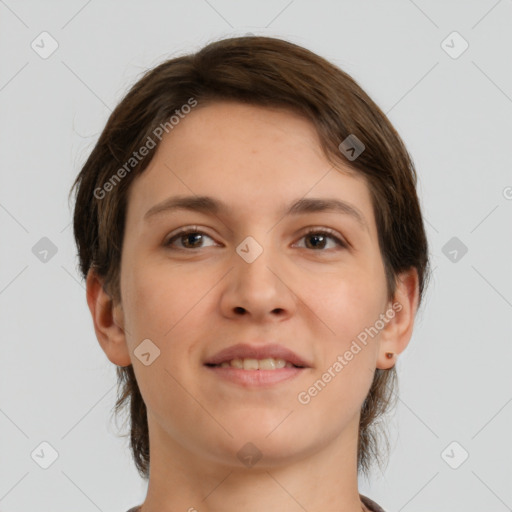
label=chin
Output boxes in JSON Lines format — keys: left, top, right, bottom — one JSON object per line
{"left": 210, "top": 438, "right": 313, "bottom": 470}
{"left": 222, "top": 423, "right": 316, "bottom": 467}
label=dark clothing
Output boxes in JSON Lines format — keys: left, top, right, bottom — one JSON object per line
{"left": 361, "top": 493, "right": 387, "bottom": 511}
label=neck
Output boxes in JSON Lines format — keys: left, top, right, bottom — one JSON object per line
{"left": 139, "top": 415, "right": 367, "bottom": 512}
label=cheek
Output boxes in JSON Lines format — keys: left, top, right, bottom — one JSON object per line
{"left": 307, "top": 267, "right": 388, "bottom": 345}
{"left": 122, "top": 260, "right": 217, "bottom": 343}
{"left": 122, "top": 264, "right": 210, "bottom": 406}
{"left": 127, "top": 261, "right": 222, "bottom": 368}
{"left": 301, "top": 276, "right": 383, "bottom": 415}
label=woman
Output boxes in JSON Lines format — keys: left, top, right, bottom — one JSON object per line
{"left": 71, "top": 35, "right": 429, "bottom": 512}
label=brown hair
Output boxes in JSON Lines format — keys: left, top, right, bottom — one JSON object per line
{"left": 70, "top": 35, "right": 429, "bottom": 480}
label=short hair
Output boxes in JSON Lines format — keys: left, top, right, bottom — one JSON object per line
{"left": 70, "top": 35, "right": 430, "bottom": 479}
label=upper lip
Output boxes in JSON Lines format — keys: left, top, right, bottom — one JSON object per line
{"left": 204, "top": 343, "right": 311, "bottom": 368}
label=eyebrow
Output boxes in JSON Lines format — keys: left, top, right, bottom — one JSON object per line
{"left": 143, "top": 195, "right": 368, "bottom": 230}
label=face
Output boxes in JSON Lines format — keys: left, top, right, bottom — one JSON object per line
{"left": 112, "top": 101, "right": 394, "bottom": 467}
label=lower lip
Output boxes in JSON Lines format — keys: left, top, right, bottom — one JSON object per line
{"left": 204, "top": 365, "right": 305, "bottom": 387}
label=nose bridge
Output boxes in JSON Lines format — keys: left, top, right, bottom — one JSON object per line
{"left": 234, "top": 232, "right": 276, "bottom": 288}
{"left": 236, "top": 231, "right": 268, "bottom": 264}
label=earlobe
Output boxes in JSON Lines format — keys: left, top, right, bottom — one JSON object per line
{"left": 376, "top": 268, "right": 420, "bottom": 370}
{"left": 85, "top": 269, "right": 132, "bottom": 367}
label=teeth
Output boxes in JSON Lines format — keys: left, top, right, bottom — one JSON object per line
{"left": 217, "top": 358, "right": 296, "bottom": 370}
{"left": 243, "top": 358, "right": 259, "bottom": 370}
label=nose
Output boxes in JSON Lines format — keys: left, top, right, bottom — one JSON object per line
{"left": 219, "top": 239, "right": 297, "bottom": 323}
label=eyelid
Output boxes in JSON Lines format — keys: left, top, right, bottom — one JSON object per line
{"left": 164, "top": 225, "right": 216, "bottom": 246}
{"left": 164, "top": 225, "right": 349, "bottom": 250}
{"left": 296, "top": 226, "right": 349, "bottom": 249}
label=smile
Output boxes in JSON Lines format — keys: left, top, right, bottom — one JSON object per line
{"left": 204, "top": 362, "right": 306, "bottom": 387}
{"left": 206, "top": 357, "right": 302, "bottom": 370}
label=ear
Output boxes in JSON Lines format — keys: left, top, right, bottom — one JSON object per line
{"left": 85, "top": 269, "right": 132, "bottom": 367}
{"left": 376, "top": 268, "right": 420, "bottom": 370}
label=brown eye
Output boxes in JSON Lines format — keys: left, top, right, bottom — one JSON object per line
{"left": 295, "top": 229, "right": 347, "bottom": 251}
{"left": 165, "top": 228, "right": 216, "bottom": 250}
{"left": 164, "top": 227, "right": 347, "bottom": 252}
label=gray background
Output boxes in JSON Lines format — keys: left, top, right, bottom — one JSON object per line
{"left": 1, "top": 1, "right": 511, "bottom": 511}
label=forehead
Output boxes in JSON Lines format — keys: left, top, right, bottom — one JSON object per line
{"left": 125, "top": 101, "right": 375, "bottom": 232}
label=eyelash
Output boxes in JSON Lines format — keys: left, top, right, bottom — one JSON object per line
{"left": 164, "top": 226, "right": 347, "bottom": 252}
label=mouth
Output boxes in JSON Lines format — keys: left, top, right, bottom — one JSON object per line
{"left": 203, "top": 343, "right": 310, "bottom": 387}
{"left": 205, "top": 357, "right": 305, "bottom": 370}
{"left": 204, "top": 362, "right": 306, "bottom": 387}
{"left": 204, "top": 342, "right": 311, "bottom": 368}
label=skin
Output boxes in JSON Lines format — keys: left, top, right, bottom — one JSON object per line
{"left": 86, "top": 101, "right": 419, "bottom": 512}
